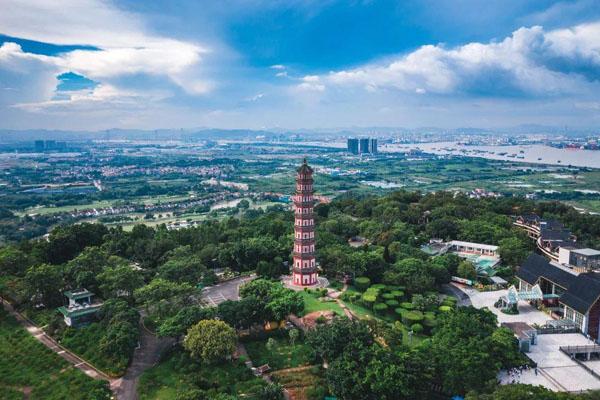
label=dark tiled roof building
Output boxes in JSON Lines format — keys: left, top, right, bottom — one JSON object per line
{"left": 517, "top": 254, "right": 600, "bottom": 340}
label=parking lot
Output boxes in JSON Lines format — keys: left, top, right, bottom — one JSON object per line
{"left": 200, "top": 275, "right": 255, "bottom": 307}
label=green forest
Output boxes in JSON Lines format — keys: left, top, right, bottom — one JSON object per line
{"left": 2, "top": 190, "right": 600, "bottom": 398}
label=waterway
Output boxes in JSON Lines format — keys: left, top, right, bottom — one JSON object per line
{"left": 382, "top": 142, "right": 600, "bottom": 168}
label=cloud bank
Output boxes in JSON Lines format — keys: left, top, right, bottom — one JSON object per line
{"left": 305, "top": 22, "right": 600, "bottom": 97}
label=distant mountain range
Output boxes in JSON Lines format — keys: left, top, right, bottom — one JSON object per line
{"left": 0, "top": 124, "right": 596, "bottom": 143}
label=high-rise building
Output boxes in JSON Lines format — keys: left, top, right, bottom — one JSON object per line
{"left": 347, "top": 138, "right": 359, "bottom": 154}
{"left": 292, "top": 159, "right": 318, "bottom": 286}
{"left": 369, "top": 138, "right": 378, "bottom": 154}
{"left": 34, "top": 140, "right": 44, "bottom": 152}
{"left": 359, "top": 138, "right": 370, "bottom": 154}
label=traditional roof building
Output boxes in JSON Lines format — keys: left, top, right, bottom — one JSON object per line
{"left": 516, "top": 254, "right": 600, "bottom": 340}
{"left": 292, "top": 159, "right": 318, "bottom": 286}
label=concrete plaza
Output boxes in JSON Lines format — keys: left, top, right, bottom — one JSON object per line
{"left": 453, "top": 285, "right": 600, "bottom": 392}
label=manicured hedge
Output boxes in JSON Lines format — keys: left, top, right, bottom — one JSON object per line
{"left": 362, "top": 293, "right": 377, "bottom": 305}
{"left": 354, "top": 277, "right": 371, "bottom": 291}
{"left": 400, "top": 302, "right": 414, "bottom": 310}
{"left": 394, "top": 308, "right": 407, "bottom": 317}
{"left": 410, "top": 323, "right": 424, "bottom": 334}
{"left": 402, "top": 311, "right": 424, "bottom": 325}
{"left": 371, "top": 284, "right": 387, "bottom": 290}
{"left": 438, "top": 305, "right": 452, "bottom": 312}
{"left": 385, "top": 299, "right": 399, "bottom": 308}
{"left": 373, "top": 303, "right": 388, "bottom": 313}
{"left": 381, "top": 293, "right": 395, "bottom": 300}
{"left": 390, "top": 290, "right": 404, "bottom": 299}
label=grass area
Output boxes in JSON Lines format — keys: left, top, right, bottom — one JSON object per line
{"left": 300, "top": 291, "right": 344, "bottom": 316}
{"left": 0, "top": 308, "right": 111, "bottom": 399}
{"left": 243, "top": 335, "right": 314, "bottom": 370}
{"left": 58, "top": 323, "right": 130, "bottom": 377}
{"left": 138, "top": 349, "right": 266, "bottom": 400}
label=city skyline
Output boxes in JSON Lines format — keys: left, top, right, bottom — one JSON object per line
{"left": 1, "top": 1, "right": 600, "bottom": 131}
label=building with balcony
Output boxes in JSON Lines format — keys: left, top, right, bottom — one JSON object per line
{"left": 57, "top": 289, "right": 103, "bottom": 328}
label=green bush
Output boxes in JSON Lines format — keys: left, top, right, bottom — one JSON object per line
{"left": 394, "top": 308, "right": 407, "bottom": 317}
{"left": 410, "top": 323, "right": 424, "bottom": 334}
{"left": 354, "top": 277, "right": 371, "bottom": 291}
{"left": 402, "top": 311, "right": 424, "bottom": 325}
{"left": 438, "top": 305, "right": 452, "bottom": 313}
{"left": 361, "top": 293, "right": 377, "bottom": 308}
{"left": 370, "top": 284, "right": 386, "bottom": 290}
{"left": 381, "top": 293, "right": 395, "bottom": 300}
{"left": 373, "top": 303, "right": 388, "bottom": 314}
{"left": 385, "top": 299, "right": 399, "bottom": 308}
{"left": 400, "top": 302, "right": 414, "bottom": 310}
{"left": 390, "top": 290, "right": 404, "bottom": 299}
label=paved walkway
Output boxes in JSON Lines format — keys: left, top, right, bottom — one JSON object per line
{"left": 1, "top": 297, "right": 113, "bottom": 382}
{"left": 111, "top": 318, "right": 174, "bottom": 400}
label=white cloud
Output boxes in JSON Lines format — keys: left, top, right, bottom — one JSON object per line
{"left": 314, "top": 21, "right": 600, "bottom": 97}
{"left": 0, "top": 0, "right": 212, "bottom": 113}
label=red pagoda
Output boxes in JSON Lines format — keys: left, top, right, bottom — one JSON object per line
{"left": 292, "top": 158, "right": 318, "bottom": 286}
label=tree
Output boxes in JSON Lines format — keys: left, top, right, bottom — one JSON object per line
{"left": 0, "top": 246, "right": 30, "bottom": 276}
{"left": 24, "top": 263, "right": 64, "bottom": 307}
{"left": 98, "top": 264, "right": 144, "bottom": 299}
{"left": 134, "top": 279, "right": 194, "bottom": 308}
{"left": 256, "top": 257, "right": 286, "bottom": 279}
{"left": 498, "top": 237, "right": 530, "bottom": 267}
{"left": 430, "top": 307, "right": 519, "bottom": 395}
{"left": 289, "top": 328, "right": 300, "bottom": 345}
{"left": 157, "top": 306, "right": 216, "bottom": 338}
{"left": 457, "top": 261, "right": 477, "bottom": 281}
{"left": 307, "top": 317, "right": 373, "bottom": 363}
{"left": 383, "top": 258, "right": 435, "bottom": 294}
{"left": 65, "top": 247, "right": 110, "bottom": 292}
{"left": 183, "top": 320, "right": 237, "bottom": 364}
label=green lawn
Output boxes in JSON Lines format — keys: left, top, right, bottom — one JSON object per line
{"left": 0, "top": 308, "right": 111, "bottom": 400}
{"left": 243, "top": 335, "right": 314, "bottom": 370}
{"left": 138, "top": 349, "right": 266, "bottom": 400}
{"left": 300, "top": 291, "right": 344, "bottom": 316}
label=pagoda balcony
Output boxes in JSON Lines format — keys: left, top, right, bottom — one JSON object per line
{"left": 294, "top": 238, "right": 315, "bottom": 244}
{"left": 292, "top": 266, "right": 317, "bottom": 274}
{"left": 294, "top": 212, "right": 315, "bottom": 219}
{"left": 294, "top": 225, "right": 315, "bottom": 231}
{"left": 292, "top": 251, "right": 316, "bottom": 258}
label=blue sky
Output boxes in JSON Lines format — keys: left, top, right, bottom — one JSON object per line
{"left": 1, "top": 0, "right": 600, "bottom": 131}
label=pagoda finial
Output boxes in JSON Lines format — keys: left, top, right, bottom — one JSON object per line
{"left": 303, "top": 157, "right": 307, "bottom": 164}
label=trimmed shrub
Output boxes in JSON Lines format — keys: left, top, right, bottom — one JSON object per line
{"left": 354, "top": 277, "right": 371, "bottom": 291}
{"left": 373, "top": 303, "right": 388, "bottom": 314}
{"left": 381, "top": 293, "right": 395, "bottom": 300}
{"left": 394, "top": 308, "right": 407, "bottom": 317}
{"left": 438, "top": 305, "right": 452, "bottom": 313}
{"left": 400, "top": 302, "right": 414, "bottom": 310}
{"left": 410, "top": 323, "right": 424, "bottom": 334}
{"left": 444, "top": 296, "right": 458, "bottom": 303}
{"left": 371, "top": 284, "right": 386, "bottom": 290}
{"left": 362, "top": 293, "right": 377, "bottom": 308}
{"left": 402, "top": 311, "right": 424, "bottom": 325}
{"left": 385, "top": 299, "right": 399, "bottom": 308}
{"left": 390, "top": 290, "right": 404, "bottom": 299}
